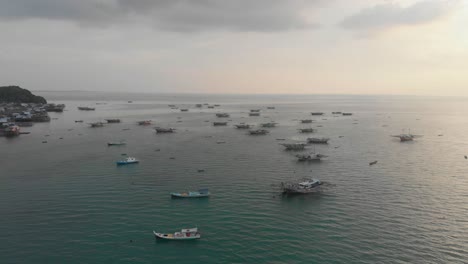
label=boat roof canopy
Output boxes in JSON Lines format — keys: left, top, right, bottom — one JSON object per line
{"left": 181, "top": 228, "right": 198, "bottom": 233}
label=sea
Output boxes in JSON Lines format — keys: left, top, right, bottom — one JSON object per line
{"left": 1, "top": 91, "right": 467, "bottom": 264}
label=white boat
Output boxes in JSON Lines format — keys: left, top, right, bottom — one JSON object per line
{"left": 281, "top": 179, "right": 322, "bottom": 194}
{"left": 153, "top": 228, "right": 201, "bottom": 240}
{"left": 281, "top": 143, "right": 306, "bottom": 151}
{"left": 249, "top": 129, "right": 269, "bottom": 135}
{"left": 296, "top": 153, "right": 328, "bottom": 161}
{"left": 155, "top": 127, "right": 176, "bottom": 133}
{"left": 307, "top": 137, "right": 329, "bottom": 144}
{"left": 116, "top": 157, "right": 139, "bottom": 165}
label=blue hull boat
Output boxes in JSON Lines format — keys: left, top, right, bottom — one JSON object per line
{"left": 116, "top": 157, "right": 139, "bottom": 165}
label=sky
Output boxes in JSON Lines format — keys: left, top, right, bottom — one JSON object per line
{"left": 0, "top": 0, "right": 467, "bottom": 96}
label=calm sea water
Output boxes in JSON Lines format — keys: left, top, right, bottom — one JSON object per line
{"left": 1, "top": 92, "right": 468, "bottom": 263}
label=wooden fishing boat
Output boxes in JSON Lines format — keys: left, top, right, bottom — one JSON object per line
{"left": 153, "top": 228, "right": 201, "bottom": 240}
{"left": 171, "top": 189, "right": 210, "bottom": 198}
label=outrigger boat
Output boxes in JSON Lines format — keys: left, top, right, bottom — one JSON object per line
{"left": 215, "top": 113, "right": 230, "bottom": 118}
{"left": 281, "top": 179, "right": 322, "bottom": 194}
{"left": 249, "top": 129, "right": 269, "bottom": 135}
{"left": 137, "top": 120, "right": 152, "bottom": 125}
{"left": 116, "top": 157, "right": 139, "bottom": 165}
{"left": 281, "top": 143, "right": 306, "bottom": 151}
{"left": 261, "top": 122, "right": 277, "bottom": 128}
{"left": 298, "top": 128, "right": 315, "bottom": 133}
{"left": 391, "top": 131, "right": 422, "bottom": 142}
{"left": 153, "top": 228, "right": 201, "bottom": 240}
{"left": 307, "top": 137, "right": 330, "bottom": 144}
{"left": 108, "top": 140, "right": 126, "bottom": 146}
{"left": 296, "top": 153, "right": 328, "bottom": 161}
{"left": 171, "top": 189, "right": 210, "bottom": 198}
{"left": 235, "top": 124, "right": 252, "bottom": 129}
{"left": 155, "top": 127, "right": 176, "bottom": 133}
{"left": 213, "top": 122, "right": 228, "bottom": 126}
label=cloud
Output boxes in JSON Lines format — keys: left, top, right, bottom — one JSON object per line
{"left": 0, "top": 0, "right": 320, "bottom": 32}
{"left": 340, "top": 0, "right": 455, "bottom": 32}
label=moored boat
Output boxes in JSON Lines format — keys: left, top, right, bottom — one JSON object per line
{"left": 249, "top": 129, "right": 269, "bottom": 135}
{"left": 281, "top": 143, "right": 306, "bottom": 151}
{"left": 116, "top": 157, "right": 139, "bottom": 165}
{"left": 171, "top": 189, "right": 210, "bottom": 198}
{"left": 281, "top": 179, "right": 322, "bottom": 194}
{"left": 153, "top": 228, "right": 201, "bottom": 240}
{"left": 307, "top": 137, "right": 329, "bottom": 144}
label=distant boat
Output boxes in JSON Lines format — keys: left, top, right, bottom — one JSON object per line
{"left": 155, "top": 127, "right": 176, "bottom": 133}
{"left": 215, "top": 113, "right": 230, "bottom": 118}
{"left": 137, "top": 120, "right": 152, "bottom": 125}
{"left": 108, "top": 141, "right": 126, "bottom": 146}
{"left": 249, "top": 112, "right": 260, "bottom": 116}
{"left": 261, "top": 122, "right": 277, "bottom": 128}
{"left": 391, "top": 130, "right": 422, "bottom": 142}
{"left": 195, "top": 104, "right": 203, "bottom": 107}
{"left": 307, "top": 137, "right": 330, "bottom": 144}
{"left": 311, "top": 112, "right": 324, "bottom": 116}
{"left": 281, "top": 179, "right": 322, "bottom": 194}
{"left": 332, "top": 112, "right": 342, "bottom": 114}
{"left": 235, "top": 124, "right": 252, "bottom": 129}
{"left": 249, "top": 129, "right": 269, "bottom": 135}
{"left": 74, "top": 120, "right": 83, "bottom": 123}
{"left": 267, "top": 106, "right": 275, "bottom": 109}
{"left": 250, "top": 109, "right": 261, "bottom": 112}
{"left": 171, "top": 189, "right": 210, "bottom": 198}
{"left": 369, "top": 161, "right": 378, "bottom": 166}
{"left": 105, "top": 119, "right": 120, "bottom": 123}
{"left": 213, "top": 122, "right": 228, "bottom": 126}
{"left": 116, "top": 157, "right": 139, "bottom": 165}
{"left": 281, "top": 143, "right": 306, "bottom": 151}
{"left": 298, "top": 128, "right": 315, "bottom": 133}
{"left": 296, "top": 153, "right": 328, "bottom": 162}
{"left": 153, "top": 228, "right": 201, "bottom": 240}
{"left": 89, "top": 122, "right": 105, "bottom": 128}
{"left": 180, "top": 109, "right": 189, "bottom": 112}
{"left": 78, "top": 106, "right": 95, "bottom": 111}
{"left": 342, "top": 113, "right": 353, "bottom": 116}
{"left": 128, "top": 101, "right": 133, "bottom": 103}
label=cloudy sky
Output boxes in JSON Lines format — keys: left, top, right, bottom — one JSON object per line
{"left": 0, "top": 0, "right": 466, "bottom": 95}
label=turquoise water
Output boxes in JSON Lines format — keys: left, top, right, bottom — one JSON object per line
{"left": 1, "top": 93, "right": 468, "bottom": 263}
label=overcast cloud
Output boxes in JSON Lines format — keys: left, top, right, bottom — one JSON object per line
{"left": 0, "top": 0, "right": 319, "bottom": 32}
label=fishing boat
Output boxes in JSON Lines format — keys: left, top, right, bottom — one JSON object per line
{"left": 298, "top": 128, "right": 315, "bottom": 133}
{"left": 213, "top": 122, "right": 228, "bottom": 126}
{"left": 215, "top": 113, "right": 230, "bottom": 118}
{"left": 267, "top": 106, "right": 275, "bottom": 109}
{"left": 261, "top": 122, "right": 277, "bottom": 128}
{"left": 153, "top": 228, "right": 201, "bottom": 240}
{"left": 311, "top": 112, "right": 324, "bottom": 116}
{"left": 249, "top": 112, "right": 260, "bottom": 116}
{"left": 281, "top": 179, "right": 322, "bottom": 194}
{"left": 391, "top": 132, "right": 422, "bottom": 142}
{"left": 105, "top": 118, "right": 121, "bottom": 123}
{"left": 171, "top": 189, "right": 210, "bottom": 198}
{"left": 75, "top": 120, "right": 83, "bottom": 123}
{"left": 137, "top": 120, "right": 152, "bottom": 125}
{"left": 180, "top": 109, "right": 189, "bottom": 112}
{"left": 296, "top": 153, "right": 328, "bottom": 161}
{"left": 301, "top": 119, "right": 313, "bottom": 123}
{"left": 89, "top": 122, "right": 105, "bottom": 128}
{"left": 307, "top": 137, "right": 330, "bottom": 144}
{"left": 155, "top": 127, "right": 176, "bottom": 133}
{"left": 342, "top": 113, "right": 353, "bottom": 116}
{"left": 249, "top": 129, "right": 269, "bottom": 135}
{"left": 207, "top": 105, "right": 215, "bottom": 109}
{"left": 78, "top": 106, "right": 95, "bottom": 111}
{"left": 195, "top": 104, "right": 203, "bottom": 107}
{"left": 250, "top": 109, "right": 261, "bottom": 112}
{"left": 235, "top": 124, "right": 252, "bottom": 129}
{"left": 107, "top": 141, "right": 126, "bottom": 146}
{"left": 3, "top": 124, "right": 20, "bottom": 137}
{"left": 116, "top": 157, "right": 139, "bottom": 165}
{"left": 369, "top": 160, "right": 378, "bottom": 165}
{"left": 332, "top": 112, "right": 342, "bottom": 114}
{"left": 281, "top": 143, "right": 306, "bottom": 151}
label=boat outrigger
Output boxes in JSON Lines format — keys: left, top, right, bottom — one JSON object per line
{"left": 116, "top": 157, "right": 139, "bottom": 165}
{"left": 153, "top": 228, "right": 201, "bottom": 240}
{"left": 171, "top": 189, "right": 210, "bottom": 198}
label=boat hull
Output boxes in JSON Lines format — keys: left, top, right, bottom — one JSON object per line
{"left": 171, "top": 192, "right": 210, "bottom": 198}
{"left": 116, "top": 161, "right": 139, "bottom": 165}
{"left": 153, "top": 231, "right": 200, "bottom": 240}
